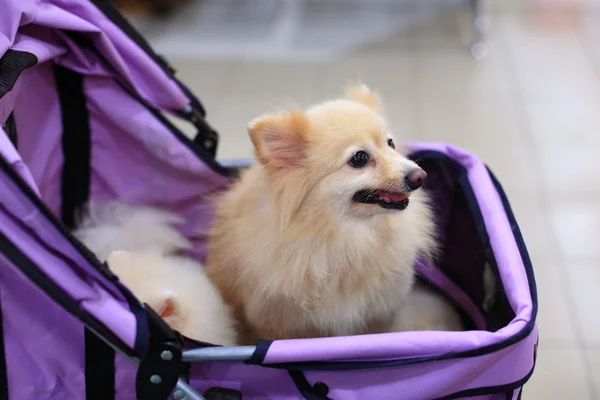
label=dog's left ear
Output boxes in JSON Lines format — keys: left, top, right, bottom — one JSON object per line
{"left": 345, "top": 84, "right": 382, "bottom": 113}
{"left": 248, "top": 109, "right": 310, "bottom": 168}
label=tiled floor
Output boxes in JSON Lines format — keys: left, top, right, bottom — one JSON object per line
{"left": 131, "top": 0, "right": 600, "bottom": 398}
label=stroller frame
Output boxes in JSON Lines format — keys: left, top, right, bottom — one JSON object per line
{"left": 0, "top": 1, "right": 537, "bottom": 399}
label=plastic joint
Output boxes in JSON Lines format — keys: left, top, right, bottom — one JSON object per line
{"left": 136, "top": 304, "right": 184, "bottom": 400}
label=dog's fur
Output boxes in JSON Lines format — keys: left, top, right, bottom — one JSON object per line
{"left": 74, "top": 202, "right": 237, "bottom": 346}
{"left": 106, "top": 250, "right": 237, "bottom": 345}
{"left": 74, "top": 201, "right": 192, "bottom": 260}
{"left": 206, "top": 85, "right": 438, "bottom": 343}
{"left": 391, "top": 285, "right": 464, "bottom": 332}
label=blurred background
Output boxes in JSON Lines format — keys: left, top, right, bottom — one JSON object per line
{"left": 115, "top": 0, "right": 598, "bottom": 398}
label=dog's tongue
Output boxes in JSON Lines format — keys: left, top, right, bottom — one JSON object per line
{"left": 377, "top": 191, "right": 407, "bottom": 203}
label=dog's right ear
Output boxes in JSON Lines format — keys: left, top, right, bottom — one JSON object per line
{"left": 345, "top": 83, "right": 381, "bottom": 113}
{"left": 248, "top": 109, "right": 310, "bottom": 168}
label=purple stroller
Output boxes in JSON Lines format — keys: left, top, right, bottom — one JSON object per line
{"left": 0, "top": 1, "right": 538, "bottom": 399}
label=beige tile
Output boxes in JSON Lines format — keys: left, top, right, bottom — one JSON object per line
{"left": 534, "top": 263, "right": 580, "bottom": 345}
{"left": 169, "top": 59, "right": 238, "bottom": 107}
{"left": 586, "top": 348, "right": 600, "bottom": 396}
{"left": 211, "top": 94, "right": 295, "bottom": 160}
{"left": 414, "top": 46, "right": 515, "bottom": 104}
{"left": 567, "top": 266, "right": 600, "bottom": 347}
{"left": 526, "top": 345, "right": 594, "bottom": 400}
{"left": 316, "top": 55, "right": 413, "bottom": 100}
{"left": 550, "top": 202, "right": 600, "bottom": 264}
{"left": 401, "top": 6, "right": 476, "bottom": 51}
{"left": 513, "top": 204, "right": 558, "bottom": 267}
{"left": 383, "top": 100, "right": 417, "bottom": 142}
{"left": 224, "top": 61, "right": 322, "bottom": 100}
{"left": 537, "top": 143, "right": 600, "bottom": 200}
{"left": 525, "top": 103, "right": 600, "bottom": 199}
{"left": 525, "top": 104, "right": 600, "bottom": 146}
{"left": 499, "top": 12, "right": 600, "bottom": 104}
{"left": 419, "top": 99, "right": 538, "bottom": 194}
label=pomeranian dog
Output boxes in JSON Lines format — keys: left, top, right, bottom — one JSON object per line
{"left": 74, "top": 202, "right": 237, "bottom": 346}
{"left": 206, "top": 84, "right": 440, "bottom": 343}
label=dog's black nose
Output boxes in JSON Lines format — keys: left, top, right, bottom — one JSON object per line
{"left": 405, "top": 169, "right": 427, "bottom": 191}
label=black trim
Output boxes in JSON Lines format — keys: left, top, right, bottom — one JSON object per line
{"left": 0, "top": 230, "right": 134, "bottom": 358}
{"left": 85, "top": 329, "right": 115, "bottom": 400}
{"left": 432, "top": 362, "right": 534, "bottom": 400}
{"left": 54, "top": 65, "right": 116, "bottom": 399}
{"left": 247, "top": 150, "right": 538, "bottom": 371}
{"left": 487, "top": 167, "right": 539, "bottom": 321}
{"left": 0, "top": 286, "right": 8, "bottom": 400}
{"left": 203, "top": 387, "right": 243, "bottom": 400}
{"left": 85, "top": 1, "right": 222, "bottom": 154}
{"left": 54, "top": 65, "right": 92, "bottom": 229}
{"left": 0, "top": 50, "right": 37, "bottom": 99}
{"left": 248, "top": 339, "right": 272, "bottom": 365}
{"left": 89, "top": 1, "right": 180, "bottom": 88}
{"left": 2, "top": 112, "right": 18, "bottom": 149}
{"left": 62, "top": 31, "right": 234, "bottom": 177}
{"left": 0, "top": 148, "right": 149, "bottom": 356}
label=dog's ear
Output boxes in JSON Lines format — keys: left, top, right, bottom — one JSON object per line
{"left": 248, "top": 109, "right": 310, "bottom": 168}
{"left": 147, "top": 290, "right": 182, "bottom": 327}
{"left": 345, "top": 84, "right": 381, "bottom": 113}
{"left": 156, "top": 292, "right": 179, "bottom": 320}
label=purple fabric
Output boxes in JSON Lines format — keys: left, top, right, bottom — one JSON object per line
{"left": 0, "top": 253, "right": 86, "bottom": 399}
{"left": 415, "top": 258, "right": 487, "bottom": 330}
{"left": 11, "top": 64, "right": 64, "bottom": 214}
{"left": 83, "top": 74, "right": 230, "bottom": 261}
{"left": 408, "top": 142, "right": 533, "bottom": 319}
{"left": 181, "top": 329, "right": 535, "bottom": 399}
{"left": 0, "top": 127, "right": 39, "bottom": 195}
{"left": 0, "top": 170, "right": 137, "bottom": 347}
{"left": 0, "top": 0, "right": 537, "bottom": 396}
{"left": 1, "top": 0, "right": 189, "bottom": 113}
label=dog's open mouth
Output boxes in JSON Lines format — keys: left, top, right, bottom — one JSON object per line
{"left": 352, "top": 189, "right": 410, "bottom": 210}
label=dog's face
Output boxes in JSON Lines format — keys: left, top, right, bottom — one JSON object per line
{"left": 248, "top": 84, "right": 426, "bottom": 220}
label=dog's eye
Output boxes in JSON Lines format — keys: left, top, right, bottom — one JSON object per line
{"left": 349, "top": 151, "right": 370, "bottom": 168}
{"left": 387, "top": 138, "right": 395, "bottom": 149}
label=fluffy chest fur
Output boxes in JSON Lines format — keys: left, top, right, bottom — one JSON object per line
{"left": 206, "top": 166, "right": 436, "bottom": 342}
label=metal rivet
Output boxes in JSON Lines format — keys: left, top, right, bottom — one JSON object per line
{"left": 173, "top": 389, "right": 186, "bottom": 399}
{"left": 150, "top": 374, "right": 162, "bottom": 384}
{"left": 160, "top": 350, "right": 173, "bottom": 361}
{"left": 204, "top": 139, "right": 214, "bottom": 149}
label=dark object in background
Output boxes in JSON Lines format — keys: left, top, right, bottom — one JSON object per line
{"left": 113, "top": 0, "right": 192, "bottom": 17}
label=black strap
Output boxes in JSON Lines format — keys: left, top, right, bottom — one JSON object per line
{"left": 55, "top": 65, "right": 92, "bottom": 229}
{"left": 0, "top": 50, "right": 37, "bottom": 99}
{"left": 54, "top": 65, "right": 115, "bottom": 399}
{"left": 85, "top": 329, "right": 115, "bottom": 400}
{"left": 0, "top": 286, "right": 8, "bottom": 400}
{"left": 2, "top": 112, "right": 18, "bottom": 149}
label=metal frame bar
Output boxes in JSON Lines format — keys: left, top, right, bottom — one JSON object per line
{"left": 182, "top": 346, "right": 257, "bottom": 362}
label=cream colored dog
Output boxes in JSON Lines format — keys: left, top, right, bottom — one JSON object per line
{"left": 74, "top": 202, "right": 236, "bottom": 346}
{"left": 206, "top": 85, "right": 446, "bottom": 344}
